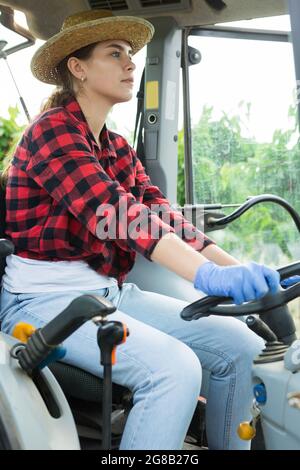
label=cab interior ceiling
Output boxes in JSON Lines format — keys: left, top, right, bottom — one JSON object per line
{"left": 0, "top": 0, "right": 288, "bottom": 41}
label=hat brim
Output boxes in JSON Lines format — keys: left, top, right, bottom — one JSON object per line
{"left": 31, "top": 16, "right": 154, "bottom": 85}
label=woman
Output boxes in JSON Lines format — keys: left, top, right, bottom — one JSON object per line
{"left": 0, "top": 9, "right": 280, "bottom": 450}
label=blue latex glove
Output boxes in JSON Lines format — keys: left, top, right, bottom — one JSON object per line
{"left": 281, "top": 275, "right": 300, "bottom": 288}
{"left": 194, "top": 261, "right": 280, "bottom": 305}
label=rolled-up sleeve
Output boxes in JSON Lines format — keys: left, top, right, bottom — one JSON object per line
{"left": 26, "top": 114, "right": 174, "bottom": 260}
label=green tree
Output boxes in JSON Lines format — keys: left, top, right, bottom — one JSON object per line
{"left": 0, "top": 106, "right": 26, "bottom": 171}
{"left": 177, "top": 103, "right": 300, "bottom": 265}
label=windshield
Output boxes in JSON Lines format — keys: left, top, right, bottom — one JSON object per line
{"left": 186, "top": 14, "right": 300, "bottom": 331}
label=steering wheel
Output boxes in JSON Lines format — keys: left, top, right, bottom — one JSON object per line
{"left": 181, "top": 261, "right": 300, "bottom": 320}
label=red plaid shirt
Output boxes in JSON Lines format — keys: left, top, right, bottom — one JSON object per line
{"left": 5, "top": 96, "right": 214, "bottom": 285}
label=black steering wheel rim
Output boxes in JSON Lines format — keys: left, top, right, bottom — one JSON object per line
{"left": 181, "top": 261, "right": 300, "bottom": 321}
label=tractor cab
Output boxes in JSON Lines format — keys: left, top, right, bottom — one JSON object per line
{"left": 0, "top": 0, "right": 299, "bottom": 451}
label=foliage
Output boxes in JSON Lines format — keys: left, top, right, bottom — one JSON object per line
{"left": 0, "top": 106, "right": 26, "bottom": 171}
{"left": 177, "top": 103, "right": 300, "bottom": 266}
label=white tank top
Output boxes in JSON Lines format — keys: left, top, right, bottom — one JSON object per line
{"left": 2, "top": 254, "right": 118, "bottom": 293}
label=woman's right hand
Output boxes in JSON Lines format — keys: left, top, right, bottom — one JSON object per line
{"left": 194, "top": 261, "right": 280, "bottom": 305}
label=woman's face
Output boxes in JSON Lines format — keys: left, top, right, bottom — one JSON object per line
{"left": 80, "top": 39, "right": 136, "bottom": 104}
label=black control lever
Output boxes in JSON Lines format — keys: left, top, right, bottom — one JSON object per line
{"left": 245, "top": 315, "right": 290, "bottom": 364}
{"left": 15, "top": 294, "right": 116, "bottom": 374}
{"left": 246, "top": 315, "right": 278, "bottom": 343}
{"left": 39, "top": 294, "right": 115, "bottom": 345}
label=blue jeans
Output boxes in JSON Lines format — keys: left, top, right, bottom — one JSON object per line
{"left": 0, "top": 283, "right": 264, "bottom": 450}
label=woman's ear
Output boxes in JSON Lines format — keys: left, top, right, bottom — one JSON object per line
{"left": 67, "top": 57, "right": 85, "bottom": 81}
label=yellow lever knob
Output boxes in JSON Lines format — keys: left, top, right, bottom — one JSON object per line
{"left": 237, "top": 421, "right": 256, "bottom": 440}
{"left": 12, "top": 322, "right": 36, "bottom": 343}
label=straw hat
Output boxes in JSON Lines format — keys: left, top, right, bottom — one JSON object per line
{"left": 31, "top": 9, "right": 154, "bottom": 85}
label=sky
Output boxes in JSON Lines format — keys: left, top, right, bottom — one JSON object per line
{"left": 0, "top": 12, "right": 296, "bottom": 144}
{"left": 188, "top": 15, "right": 296, "bottom": 143}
